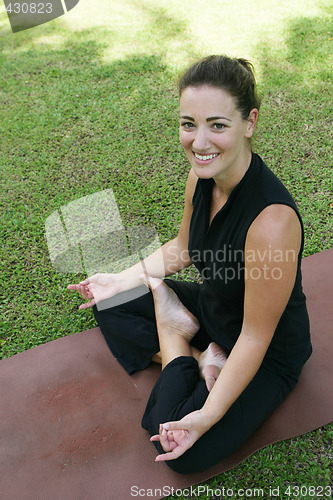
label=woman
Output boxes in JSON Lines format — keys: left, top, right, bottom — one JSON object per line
{"left": 68, "top": 55, "right": 312, "bottom": 474}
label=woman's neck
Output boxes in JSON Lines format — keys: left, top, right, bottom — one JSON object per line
{"left": 212, "top": 149, "right": 252, "bottom": 197}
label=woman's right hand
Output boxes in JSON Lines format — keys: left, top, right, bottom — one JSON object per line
{"left": 68, "top": 273, "right": 122, "bottom": 309}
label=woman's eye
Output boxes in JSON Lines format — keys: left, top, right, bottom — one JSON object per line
{"left": 181, "top": 122, "right": 195, "bottom": 129}
{"left": 212, "top": 123, "right": 226, "bottom": 130}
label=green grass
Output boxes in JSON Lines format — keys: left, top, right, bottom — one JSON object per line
{"left": 0, "top": 0, "right": 332, "bottom": 497}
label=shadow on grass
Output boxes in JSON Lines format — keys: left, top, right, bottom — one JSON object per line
{"left": 132, "top": 0, "right": 189, "bottom": 44}
{"left": 260, "top": 5, "right": 332, "bottom": 88}
{"left": 1, "top": 0, "right": 332, "bottom": 350}
{"left": 0, "top": 5, "right": 191, "bottom": 354}
{"left": 0, "top": 5, "right": 189, "bottom": 205}
{"left": 256, "top": 4, "right": 332, "bottom": 254}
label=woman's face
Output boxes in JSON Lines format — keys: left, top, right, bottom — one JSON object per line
{"left": 179, "top": 85, "right": 257, "bottom": 182}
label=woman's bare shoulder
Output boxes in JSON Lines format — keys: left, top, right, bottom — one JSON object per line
{"left": 184, "top": 168, "right": 199, "bottom": 203}
{"left": 246, "top": 204, "right": 302, "bottom": 251}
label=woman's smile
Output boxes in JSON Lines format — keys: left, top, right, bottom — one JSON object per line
{"left": 193, "top": 152, "right": 220, "bottom": 163}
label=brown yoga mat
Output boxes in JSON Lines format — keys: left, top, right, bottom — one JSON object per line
{"left": 0, "top": 249, "right": 332, "bottom": 499}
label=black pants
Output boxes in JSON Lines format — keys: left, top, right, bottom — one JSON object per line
{"left": 93, "top": 280, "right": 297, "bottom": 474}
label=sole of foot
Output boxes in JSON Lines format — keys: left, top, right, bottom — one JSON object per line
{"left": 199, "top": 342, "right": 228, "bottom": 392}
{"left": 139, "top": 274, "right": 200, "bottom": 342}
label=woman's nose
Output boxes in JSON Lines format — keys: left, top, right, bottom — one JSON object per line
{"left": 192, "top": 128, "right": 210, "bottom": 150}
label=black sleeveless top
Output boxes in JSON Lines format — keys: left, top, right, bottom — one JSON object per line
{"left": 188, "top": 153, "right": 312, "bottom": 377}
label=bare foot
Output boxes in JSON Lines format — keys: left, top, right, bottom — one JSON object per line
{"left": 199, "top": 342, "right": 228, "bottom": 392}
{"left": 139, "top": 274, "right": 200, "bottom": 342}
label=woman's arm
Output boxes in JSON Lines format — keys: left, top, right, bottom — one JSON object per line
{"left": 152, "top": 204, "right": 302, "bottom": 461}
{"left": 117, "top": 167, "right": 198, "bottom": 289}
{"left": 203, "top": 203, "right": 301, "bottom": 424}
{"left": 69, "top": 169, "right": 198, "bottom": 306}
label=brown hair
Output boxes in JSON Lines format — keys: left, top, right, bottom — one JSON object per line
{"left": 178, "top": 55, "right": 261, "bottom": 119}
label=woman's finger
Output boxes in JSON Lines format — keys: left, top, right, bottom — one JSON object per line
{"left": 79, "top": 273, "right": 101, "bottom": 285}
{"left": 150, "top": 434, "right": 161, "bottom": 442}
{"left": 155, "top": 448, "right": 184, "bottom": 462}
{"left": 67, "top": 284, "right": 80, "bottom": 291}
{"left": 79, "top": 299, "right": 96, "bottom": 309}
{"left": 79, "top": 278, "right": 91, "bottom": 286}
{"left": 161, "top": 421, "right": 189, "bottom": 432}
{"left": 67, "top": 284, "right": 91, "bottom": 295}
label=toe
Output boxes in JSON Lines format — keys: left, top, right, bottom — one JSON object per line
{"left": 205, "top": 375, "right": 216, "bottom": 392}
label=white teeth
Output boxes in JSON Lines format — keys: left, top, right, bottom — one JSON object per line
{"left": 194, "top": 153, "right": 219, "bottom": 160}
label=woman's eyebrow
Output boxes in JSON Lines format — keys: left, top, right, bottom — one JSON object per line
{"left": 207, "top": 115, "right": 232, "bottom": 122}
{"left": 180, "top": 115, "right": 195, "bottom": 121}
{"left": 179, "top": 115, "right": 232, "bottom": 122}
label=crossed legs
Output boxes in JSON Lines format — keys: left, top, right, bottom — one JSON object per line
{"left": 140, "top": 275, "right": 227, "bottom": 391}
{"left": 94, "top": 276, "right": 295, "bottom": 473}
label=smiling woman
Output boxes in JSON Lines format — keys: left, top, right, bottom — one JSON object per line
{"left": 69, "top": 54, "right": 312, "bottom": 474}
{"left": 178, "top": 56, "right": 260, "bottom": 200}
{"left": 179, "top": 85, "right": 258, "bottom": 188}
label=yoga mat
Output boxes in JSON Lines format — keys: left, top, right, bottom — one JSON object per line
{"left": 0, "top": 249, "right": 332, "bottom": 499}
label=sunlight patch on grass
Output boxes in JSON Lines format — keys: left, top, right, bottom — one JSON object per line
{"left": 1, "top": 0, "right": 329, "bottom": 70}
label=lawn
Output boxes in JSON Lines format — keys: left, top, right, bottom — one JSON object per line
{"left": 0, "top": 0, "right": 332, "bottom": 497}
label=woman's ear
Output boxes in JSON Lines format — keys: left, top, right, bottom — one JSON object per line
{"left": 245, "top": 108, "right": 259, "bottom": 138}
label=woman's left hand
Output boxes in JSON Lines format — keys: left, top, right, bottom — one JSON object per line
{"left": 150, "top": 409, "right": 210, "bottom": 462}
